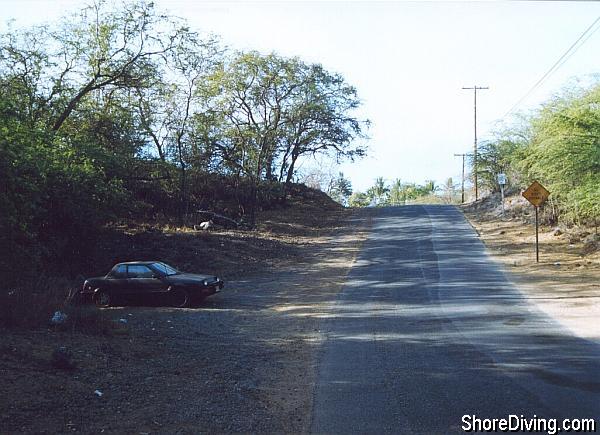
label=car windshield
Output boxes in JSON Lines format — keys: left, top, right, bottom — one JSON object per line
{"left": 150, "top": 262, "right": 179, "bottom": 276}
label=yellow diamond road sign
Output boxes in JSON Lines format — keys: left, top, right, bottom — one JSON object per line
{"left": 522, "top": 181, "right": 550, "bottom": 207}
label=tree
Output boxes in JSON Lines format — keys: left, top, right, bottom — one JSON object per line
{"left": 483, "top": 82, "right": 599, "bottom": 224}
{"left": 205, "top": 52, "right": 368, "bottom": 184}
{"left": 442, "top": 177, "right": 455, "bottom": 203}
{"left": 348, "top": 191, "right": 371, "bottom": 207}
{"left": 328, "top": 172, "right": 353, "bottom": 205}
{"left": 424, "top": 180, "right": 437, "bottom": 193}
{"left": 201, "top": 52, "right": 305, "bottom": 223}
{"left": 388, "top": 179, "right": 404, "bottom": 205}
{"left": 0, "top": 1, "right": 218, "bottom": 280}
{"left": 278, "top": 63, "right": 368, "bottom": 185}
{"left": 207, "top": 52, "right": 292, "bottom": 182}
{"left": 0, "top": 1, "right": 196, "bottom": 133}
{"left": 201, "top": 51, "right": 368, "bottom": 223}
{"left": 474, "top": 139, "right": 520, "bottom": 193}
{"left": 522, "top": 86, "right": 600, "bottom": 223}
{"left": 0, "top": 0, "right": 374, "bottom": 284}
{"left": 134, "top": 32, "right": 221, "bottom": 216}
{"left": 367, "top": 177, "right": 389, "bottom": 206}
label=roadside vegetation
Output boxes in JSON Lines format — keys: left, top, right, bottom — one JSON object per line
{"left": 0, "top": 0, "right": 368, "bottom": 316}
{"left": 330, "top": 175, "right": 459, "bottom": 207}
{"left": 474, "top": 82, "right": 599, "bottom": 227}
{"left": 333, "top": 82, "right": 598, "bottom": 226}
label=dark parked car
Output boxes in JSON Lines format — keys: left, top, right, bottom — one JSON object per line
{"left": 80, "top": 261, "right": 224, "bottom": 308}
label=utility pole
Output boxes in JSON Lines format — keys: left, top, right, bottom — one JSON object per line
{"left": 453, "top": 153, "right": 471, "bottom": 203}
{"left": 462, "top": 85, "right": 489, "bottom": 201}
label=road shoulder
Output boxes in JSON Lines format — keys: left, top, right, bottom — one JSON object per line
{"left": 462, "top": 205, "right": 600, "bottom": 343}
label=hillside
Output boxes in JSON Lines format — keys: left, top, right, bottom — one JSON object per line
{"left": 0, "top": 187, "right": 371, "bottom": 434}
{"left": 1, "top": 184, "right": 348, "bottom": 329}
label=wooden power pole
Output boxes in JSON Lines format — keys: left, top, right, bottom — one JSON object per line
{"left": 462, "top": 85, "right": 489, "bottom": 201}
{"left": 453, "top": 153, "right": 470, "bottom": 203}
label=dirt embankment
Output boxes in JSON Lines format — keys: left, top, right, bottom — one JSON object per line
{"left": 0, "top": 191, "right": 373, "bottom": 434}
{"left": 462, "top": 193, "right": 600, "bottom": 342}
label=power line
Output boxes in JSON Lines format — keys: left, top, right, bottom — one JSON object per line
{"left": 504, "top": 16, "right": 600, "bottom": 118}
{"left": 553, "top": 22, "right": 600, "bottom": 76}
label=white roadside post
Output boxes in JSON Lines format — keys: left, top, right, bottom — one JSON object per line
{"left": 497, "top": 173, "right": 507, "bottom": 216}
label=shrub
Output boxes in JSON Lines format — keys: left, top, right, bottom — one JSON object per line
{"left": 0, "top": 277, "right": 71, "bottom": 329}
{"left": 0, "top": 276, "right": 115, "bottom": 334}
{"left": 480, "top": 82, "right": 600, "bottom": 225}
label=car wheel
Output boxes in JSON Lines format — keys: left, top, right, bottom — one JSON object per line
{"left": 170, "top": 288, "right": 190, "bottom": 308}
{"left": 95, "top": 290, "right": 111, "bottom": 308}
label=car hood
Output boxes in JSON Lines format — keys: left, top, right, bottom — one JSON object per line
{"left": 165, "top": 273, "right": 217, "bottom": 285}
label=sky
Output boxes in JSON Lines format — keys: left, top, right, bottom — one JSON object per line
{"left": 2, "top": 0, "right": 600, "bottom": 191}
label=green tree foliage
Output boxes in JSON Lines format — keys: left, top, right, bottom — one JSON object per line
{"left": 328, "top": 172, "right": 353, "bottom": 205}
{"left": 0, "top": 1, "right": 196, "bottom": 282}
{"left": 350, "top": 178, "right": 438, "bottom": 208}
{"left": 205, "top": 51, "right": 369, "bottom": 176}
{"left": 348, "top": 191, "right": 371, "bottom": 207}
{"left": 388, "top": 179, "right": 404, "bottom": 205}
{"left": 478, "top": 83, "right": 599, "bottom": 224}
{"left": 522, "top": 87, "right": 599, "bottom": 223}
{"left": 0, "top": 1, "right": 368, "bottom": 283}
{"left": 366, "top": 177, "right": 389, "bottom": 205}
{"left": 474, "top": 139, "right": 521, "bottom": 193}
{"left": 424, "top": 180, "right": 436, "bottom": 193}
{"left": 197, "top": 51, "right": 368, "bottom": 222}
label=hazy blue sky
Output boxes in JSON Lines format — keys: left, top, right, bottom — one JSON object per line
{"left": 3, "top": 1, "right": 600, "bottom": 191}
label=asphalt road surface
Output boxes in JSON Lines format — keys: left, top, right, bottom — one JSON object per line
{"left": 311, "top": 205, "right": 600, "bottom": 434}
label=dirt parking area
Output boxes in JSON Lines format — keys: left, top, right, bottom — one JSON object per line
{"left": 0, "top": 201, "right": 372, "bottom": 434}
{"left": 462, "top": 195, "right": 600, "bottom": 343}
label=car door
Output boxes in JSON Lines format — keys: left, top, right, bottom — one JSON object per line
{"left": 126, "top": 265, "right": 167, "bottom": 296}
{"left": 105, "top": 264, "right": 128, "bottom": 296}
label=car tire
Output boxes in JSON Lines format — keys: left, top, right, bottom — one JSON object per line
{"left": 170, "top": 288, "right": 190, "bottom": 308}
{"left": 95, "top": 290, "right": 111, "bottom": 308}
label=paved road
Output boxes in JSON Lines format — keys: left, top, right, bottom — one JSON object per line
{"left": 311, "top": 205, "right": 600, "bottom": 434}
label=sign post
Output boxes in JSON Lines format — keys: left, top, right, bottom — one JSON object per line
{"left": 522, "top": 181, "right": 550, "bottom": 263}
{"left": 497, "top": 173, "right": 507, "bottom": 216}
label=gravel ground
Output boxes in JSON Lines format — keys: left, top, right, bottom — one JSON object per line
{"left": 0, "top": 209, "right": 372, "bottom": 434}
